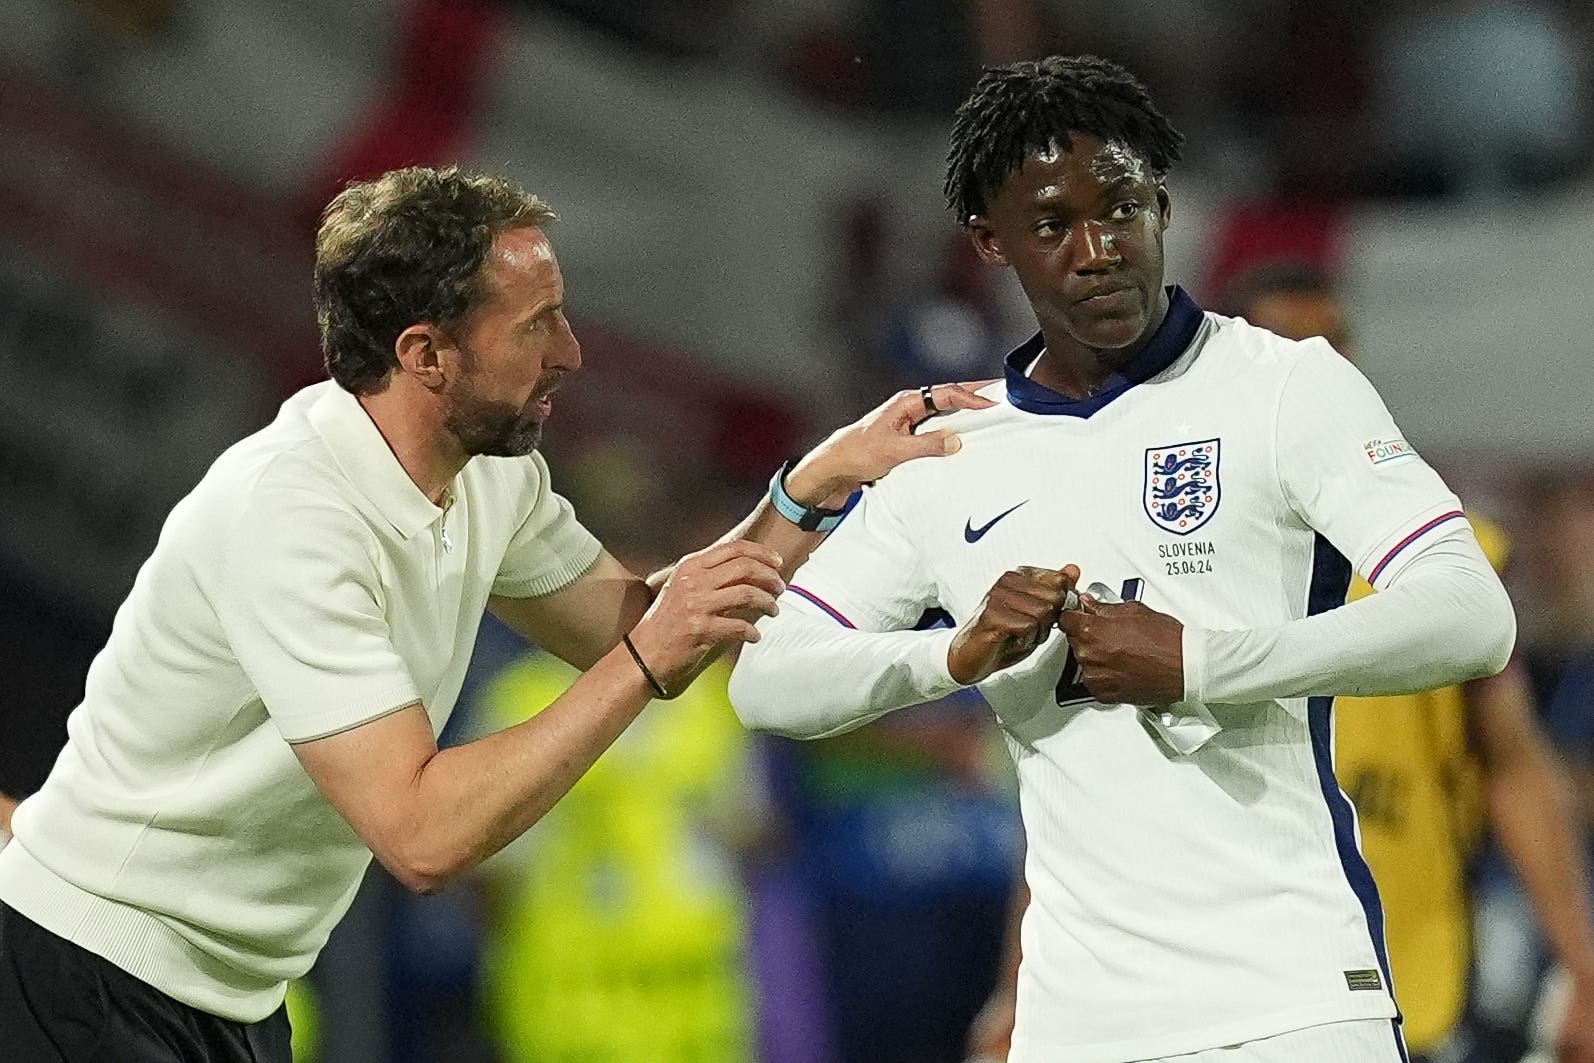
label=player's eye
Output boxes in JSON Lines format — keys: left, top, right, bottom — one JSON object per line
{"left": 1034, "top": 219, "right": 1065, "bottom": 238}
{"left": 1108, "top": 201, "right": 1141, "bottom": 222}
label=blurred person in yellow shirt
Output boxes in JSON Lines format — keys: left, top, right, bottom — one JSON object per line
{"left": 1228, "top": 263, "right": 1594, "bottom": 1063}
{"left": 471, "top": 596, "right": 764, "bottom": 1063}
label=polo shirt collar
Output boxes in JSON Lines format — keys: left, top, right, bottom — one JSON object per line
{"left": 1004, "top": 285, "right": 1204, "bottom": 418}
{"left": 308, "top": 383, "right": 444, "bottom": 539}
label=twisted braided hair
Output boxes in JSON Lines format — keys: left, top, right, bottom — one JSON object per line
{"left": 945, "top": 55, "right": 1183, "bottom": 226}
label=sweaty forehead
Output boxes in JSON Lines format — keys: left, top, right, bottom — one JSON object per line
{"left": 492, "top": 225, "right": 556, "bottom": 273}
{"left": 483, "top": 226, "right": 561, "bottom": 299}
{"left": 1008, "top": 136, "right": 1153, "bottom": 207}
{"left": 1086, "top": 140, "right": 1148, "bottom": 185}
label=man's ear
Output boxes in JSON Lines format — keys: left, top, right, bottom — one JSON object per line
{"left": 1156, "top": 183, "right": 1172, "bottom": 230}
{"left": 394, "top": 325, "right": 447, "bottom": 389}
{"left": 968, "top": 218, "right": 1008, "bottom": 267}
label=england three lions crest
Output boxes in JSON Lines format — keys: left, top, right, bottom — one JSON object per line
{"left": 1144, "top": 439, "right": 1220, "bottom": 535}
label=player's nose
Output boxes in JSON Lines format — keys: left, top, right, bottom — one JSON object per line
{"left": 1074, "top": 222, "right": 1122, "bottom": 273}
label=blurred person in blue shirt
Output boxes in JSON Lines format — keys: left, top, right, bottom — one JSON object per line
{"left": 767, "top": 631, "right": 1022, "bottom": 1063}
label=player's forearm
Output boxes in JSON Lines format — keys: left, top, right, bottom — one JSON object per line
{"left": 710, "top": 456, "right": 860, "bottom": 584}
{"left": 644, "top": 500, "right": 831, "bottom": 598}
{"left": 710, "top": 498, "right": 829, "bottom": 585}
{"left": 1487, "top": 737, "right": 1594, "bottom": 984}
{"left": 640, "top": 494, "right": 837, "bottom": 674}
{"left": 400, "top": 649, "right": 653, "bottom": 892}
{"left": 729, "top": 607, "right": 963, "bottom": 738}
{"left": 1185, "top": 529, "right": 1514, "bottom": 704}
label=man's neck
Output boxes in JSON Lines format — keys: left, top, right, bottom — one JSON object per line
{"left": 356, "top": 388, "right": 466, "bottom": 506}
{"left": 1030, "top": 290, "right": 1170, "bottom": 400}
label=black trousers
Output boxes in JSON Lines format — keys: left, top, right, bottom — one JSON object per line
{"left": 0, "top": 901, "right": 291, "bottom": 1062}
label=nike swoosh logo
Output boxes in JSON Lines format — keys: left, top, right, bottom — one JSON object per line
{"left": 964, "top": 501, "right": 1028, "bottom": 543}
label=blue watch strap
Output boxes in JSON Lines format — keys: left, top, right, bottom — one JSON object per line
{"left": 769, "top": 462, "right": 857, "bottom": 533}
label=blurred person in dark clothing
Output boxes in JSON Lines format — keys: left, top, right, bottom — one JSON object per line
{"left": 1470, "top": 473, "right": 1594, "bottom": 1063}
{"left": 1522, "top": 475, "right": 1594, "bottom": 906}
{"left": 1521, "top": 476, "right": 1594, "bottom": 660}
{"left": 782, "top": 0, "right": 1064, "bottom": 115}
{"left": 0, "top": 578, "right": 108, "bottom": 850}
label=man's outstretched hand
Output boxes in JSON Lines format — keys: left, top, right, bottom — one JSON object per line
{"left": 1057, "top": 594, "right": 1184, "bottom": 705}
{"left": 787, "top": 383, "right": 997, "bottom": 508}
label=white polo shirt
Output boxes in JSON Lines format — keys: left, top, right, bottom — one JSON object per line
{"left": 0, "top": 380, "right": 600, "bottom": 1022}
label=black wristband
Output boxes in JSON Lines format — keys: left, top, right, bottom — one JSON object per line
{"left": 622, "top": 633, "right": 670, "bottom": 699}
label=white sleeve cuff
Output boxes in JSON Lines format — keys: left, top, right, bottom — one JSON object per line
{"left": 1181, "top": 623, "right": 1210, "bottom": 704}
{"left": 916, "top": 626, "right": 964, "bottom": 692}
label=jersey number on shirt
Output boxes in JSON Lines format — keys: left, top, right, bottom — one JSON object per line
{"left": 1055, "top": 577, "right": 1145, "bottom": 707}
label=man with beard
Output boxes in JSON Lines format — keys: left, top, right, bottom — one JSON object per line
{"left": 0, "top": 167, "right": 988, "bottom": 1063}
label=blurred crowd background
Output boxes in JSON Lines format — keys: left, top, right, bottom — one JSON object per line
{"left": 1, "top": 0, "right": 1592, "bottom": 1061}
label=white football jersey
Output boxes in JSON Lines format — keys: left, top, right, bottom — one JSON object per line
{"left": 781, "top": 288, "right": 1461, "bottom": 1062}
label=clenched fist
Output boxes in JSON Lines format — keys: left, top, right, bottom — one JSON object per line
{"left": 1057, "top": 594, "right": 1184, "bottom": 705}
{"left": 948, "top": 565, "right": 1079, "bottom": 685}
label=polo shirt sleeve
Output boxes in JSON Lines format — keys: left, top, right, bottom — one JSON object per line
{"left": 220, "top": 485, "right": 422, "bottom": 743}
{"left": 491, "top": 452, "right": 603, "bottom": 599}
{"left": 1274, "top": 339, "right": 1465, "bottom": 589}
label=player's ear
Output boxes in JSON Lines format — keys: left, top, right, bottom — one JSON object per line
{"left": 1156, "top": 183, "right": 1172, "bottom": 230}
{"left": 395, "top": 324, "right": 447, "bottom": 389}
{"left": 968, "top": 218, "right": 1008, "bottom": 267}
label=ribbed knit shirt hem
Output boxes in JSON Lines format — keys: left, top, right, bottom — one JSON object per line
{"left": 0, "top": 841, "right": 284, "bottom": 1022}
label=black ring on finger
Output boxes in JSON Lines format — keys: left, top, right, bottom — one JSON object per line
{"left": 920, "top": 384, "right": 940, "bottom": 416}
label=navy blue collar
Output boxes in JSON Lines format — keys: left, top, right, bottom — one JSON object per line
{"left": 1004, "top": 285, "right": 1205, "bottom": 418}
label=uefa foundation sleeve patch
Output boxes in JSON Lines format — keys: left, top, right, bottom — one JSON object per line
{"left": 1363, "top": 438, "right": 1416, "bottom": 465}
{"left": 1344, "top": 969, "right": 1384, "bottom": 991}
